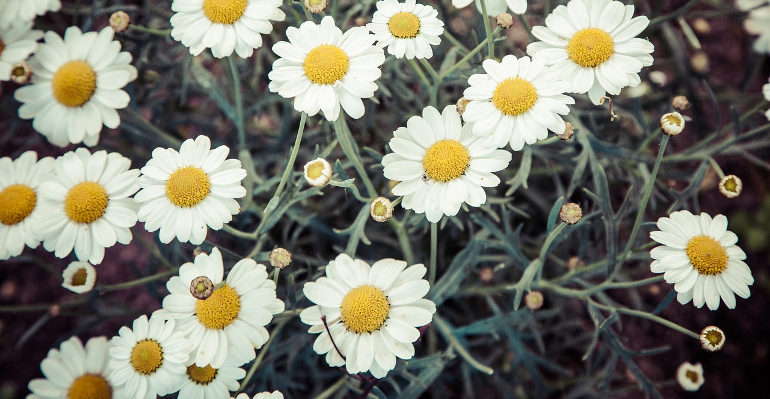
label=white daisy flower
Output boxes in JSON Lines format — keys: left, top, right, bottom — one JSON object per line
{"left": 763, "top": 76, "right": 770, "bottom": 120}
{"left": 135, "top": 135, "right": 247, "bottom": 245}
{"left": 178, "top": 359, "right": 246, "bottom": 399}
{"left": 268, "top": 16, "right": 385, "bottom": 121}
{"left": 367, "top": 0, "right": 445, "bottom": 60}
{"left": 649, "top": 210, "right": 754, "bottom": 311}
{"left": 382, "top": 105, "right": 512, "bottom": 223}
{"left": 156, "top": 247, "right": 285, "bottom": 368}
{"left": 108, "top": 315, "right": 190, "bottom": 399}
{"left": 0, "top": 22, "right": 42, "bottom": 81}
{"left": 462, "top": 55, "right": 575, "bottom": 150}
{"left": 451, "top": 0, "right": 527, "bottom": 16}
{"left": 300, "top": 254, "right": 437, "bottom": 378}
{"left": 738, "top": 0, "right": 770, "bottom": 54}
{"left": 676, "top": 361, "right": 704, "bottom": 392}
{"left": 0, "top": 151, "right": 53, "bottom": 260}
{"left": 699, "top": 325, "right": 725, "bottom": 352}
{"left": 303, "top": 157, "right": 332, "bottom": 187}
{"left": 0, "top": 0, "right": 60, "bottom": 29}
{"left": 526, "top": 0, "right": 654, "bottom": 104}
{"left": 170, "top": 0, "right": 285, "bottom": 58}
{"left": 14, "top": 26, "right": 137, "bottom": 147}
{"left": 61, "top": 261, "right": 97, "bottom": 294}
{"left": 233, "top": 391, "right": 284, "bottom": 399}
{"left": 35, "top": 148, "right": 139, "bottom": 265}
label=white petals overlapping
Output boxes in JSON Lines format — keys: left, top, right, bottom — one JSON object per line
{"left": 0, "top": 22, "right": 42, "bottom": 81}
{"left": 367, "top": 0, "right": 445, "bottom": 59}
{"left": 0, "top": 0, "right": 60, "bottom": 29}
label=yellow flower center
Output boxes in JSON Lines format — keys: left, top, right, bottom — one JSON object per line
{"left": 52, "top": 61, "right": 97, "bottom": 108}
{"left": 65, "top": 182, "right": 109, "bottom": 224}
{"left": 71, "top": 267, "right": 88, "bottom": 286}
{"left": 306, "top": 160, "right": 326, "bottom": 180}
{"left": 722, "top": 177, "right": 738, "bottom": 193}
{"left": 165, "top": 166, "right": 211, "bottom": 208}
{"left": 492, "top": 78, "right": 538, "bottom": 116}
{"left": 704, "top": 329, "right": 723, "bottom": 346}
{"left": 372, "top": 201, "right": 387, "bottom": 217}
{"left": 303, "top": 45, "right": 349, "bottom": 85}
{"left": 663, "top": 113, "right": 683, "bottom": 127}
{"left": 67, "top": 374, "right": 112, "bottom": 399}
{"left": 422, "top": 139, "right": 470, "bottom": 182}
{"left": 186, "top": 364, "right": 218, "bottom": 385}
{"left": 202, "top": 0, "right": 248, "bottom": 24}
{"left": 195, "top": 284, "right": 241, "bottom": 330}
{"left": 567, "top": 28, "right": 614, "bottom": 68}
{"left": 0, "top": 184, "right": 37, "bottom": 225}
{"left": 388, "top": 12, "right": 421, "bottom": 39}
{"left": 130, "top": 340, "right": 163, "bottom": 375}
{"left": 685, "top": 235, "right": 728, "bottom": 275}
{"left": 340, "top": 285, "right": 390, "bottom": 334}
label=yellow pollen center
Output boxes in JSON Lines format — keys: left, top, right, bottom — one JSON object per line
{"left": 723, "top": 177, "right": 738, "bottom": 192}
{"left": 663, "top": 114, "right": 683, "bottom": 127}
{"left": 202, "top": 0, "right": 248, "bottom": 24}
{"left": 0, "top": 184, "right": 37, "bottom": 225}
{"left": 388, "top": 12, "right": 421, "bottom": 38}
{"left": 52, "top": 61, "right": 96, "bottom": 108}
{"left": 130, "top": 340, "right": 163, "bottom": 375}
{"left": 67, "top": 374, "right": 112, "bottom": 399}
{"left": 306, "top": 161, "right": 325, "bottom": 180}
{"left": 492, "top": 78, "right": 538, "bottom": 116}
{"left": 195, "top": 284, "right": 241, "bottom": 330}
{"left": 686, "top": 235, "right": 728, "bottom": 275}
{"left": 705, "top": 330, "right": 723, "bottom": 346}
{"left": 340, "top": 285, "right": 390, "bottom": 334}
{"left": 567, "top": 28, "right": 614, "bottom": 68}
{"left": 422, "top": 139, "right": 470, "bottom": 182}
{"left": 303, "top": 45, "right": 349, "bottom": 85}
{"left": 71, "top": 268, "right": 88, "bottom": 286}
{"left": 166, "top": 166, "right": 211, "bottom": 208}
{"left": 186, "top": 364, "right": 218, "bottom": 385}
{"left": 372, "top": 201, "right": 387, "bottom": 217}
{"left": 65, "top": 182, "right": 108, "bottom": 224}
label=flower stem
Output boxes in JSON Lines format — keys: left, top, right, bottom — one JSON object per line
{"left": 333, "top": 117, "right": 377, "bottom": 197}
{"left": 588, "top": 298, "right": 699, "bottom": 340}
{"left": 479, "top": 0, "right": 495, "bottom": 59}
{"left": 235, "top": 318, "right": 290, "bottom": 394}
{"left": 273, "top": 112, "right": 307, "bottom": 201}
{"left": 228, "top": 56, "right": 246, "bottom": 150}
{"left": 128, "top": 25, "right": 171, "bottom": 36}
{"left": 429, "top": 222, "right": 438, "bottom": 285}
{"left": 407, "top": 58, "right": 432, "bottom": 89}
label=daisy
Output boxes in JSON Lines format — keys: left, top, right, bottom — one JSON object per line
{"left": 61, "top": 261, "right": 97, "bottom": 294}
{"left": 381, "top": 105, "right": 512, "bottom": 223}
{"left": 14, "top": 26, "right": 137, "bottom": 147}
{"left": 0, "top": 22, "right": 42, "bottom": 81}
{"left": 0, "top": 0, "right": 60, "bottom": 29}
{"left": 108, "top": 315, "right": 190, "bottom": 399}
{"left": 462, "top": 55, "right": 575, "bottom": 150}
{"left": 367, "top": 0, "right": 445, "bottom": 60}
{"left": 763, "top": 76, "right": 770, "bottom": 120}
{"left": 676, "top": 361, "right": 704, "bottom": 392}
{"left": 135, "top": 135, "right": 247, "bottom": 245}
{"left": 699, "top": 325, "right": 725, "bottom": 352}
{"left": 178, "top": 359, "right": 246, "bottom": 399}
{"left": 738, "top": 0, "right": 770, "bottom": 54}
{"left": 649, "top": 210, "right": 754, "bottom": 311}
{"left": 0, "top": 151, "right": 53, "bottom": 260}
{"left": 170, "top": 0, "right": 285, "bottom": 58}
{"left": 300, "top": 253, "right": 437, "bottom": 378}
{"left": 526, "top": 0, "right": 654, "bottom": 104}
{"left": 268, "top": 16, "right": 385, "bottom": 121}
{"left": 156, "top": 247, "right": 285, "bottom": 368}
{"left": 451, "top": 0, "right": 527, "bottom": 16}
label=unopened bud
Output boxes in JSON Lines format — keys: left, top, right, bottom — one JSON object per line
{"left": 559, "top": 202, "right": 582, "bottom": 224}
{"left": 718, "top": 174, "right": 742, "bottom": 198}
{"left": 690, "top": 51, "right": 709, "bottom": 75}
{"left": 672, "top": 95, "right": 690, "bottom": 111}
{"left": 479, "top": 267, "right": 494, "bottom": 283}
{"left": 496, "top": 13, "right": 514, "bottom": 29}
{"left": 9, "top": 62, "right": 31, "bottom": 84}
{"left": 304, "top": 158, "right": 332, "bottom": 187}
{"left": 525, "top": 291, "right": 544, "bottom": 310}
{"left": 660, "top": 111, "right": 685, "bottom": 136}
{"left": 648, "top": 70, "right": 667, "bottom": 86}
{"left": 190, "top": 276, "right": 214, "bottom": 300}
{"left": 557, "top": 121, "right": 574, "bottom": 140}
{"left": 110, "top": 11, "right": 130, "bottom": 33}
{"left": 369, "top": 197, "right": 393, "bottom": 222}
{"left": 692, "top": 18, "right": 711, "bottom": 35}
{"left": 269, "top": 248, "right": 292, "bottom": 269}
{"left": 305, "top": 0, "right": 327, "bottom": 14}
{"left": 567, "top": 256, "right": 584, "bottom": 271}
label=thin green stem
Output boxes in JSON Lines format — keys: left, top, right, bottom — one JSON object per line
{"left": 439, "top": 28, "right": 500, "bottom": 79}
{"left": 419, "top": 58, "right": 440, "bottom": 81}
{"left": 478, "top": 0, "right": 494, "bottom": 58}
{"left": 128, "top": 25, "right": 171, "bottom": 36}
{"left": 708, "top": 156, "right": 725, "bottom": 178}
{"left": 228, "top": 56, "right": 246, "bottom": 149}
{"left": 235, "top": 318, "right": 289, "bottom": 394}
{"left": 273, "top": 268, "right": 280, "bottom": 286}
{"left": 313, "top": 376, "right": 348, "bottom": 399}
{"left": 273, "top": 113, "right": 307, "bottom": 202}
{"left": 389, "top": 217, "right": 415, "bottom": 265}
{"left": 333, "top": 117, "right": 377, "bottom": 197}
{"left": 434, "top": 315, "right": 494, "bottom": 375}
{"left": 517, "top": 14, "right": 535, "bottom": 41}
{"left": 98, "top": 268, "right": 180, "bottom": 292}
{"left": 442, "top": 29, "right": 470, "bottom": 54}
{"left": 407, "top": 58, "right": 432, "bottom": 89}
{"left": 429, "top": 222, "right": 438, "bottom": 286}
{"left": 588, "top": 299, "right": 699, "bottom": 339}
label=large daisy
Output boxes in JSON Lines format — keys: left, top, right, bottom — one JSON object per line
{"left": 451, "top": 0, "right": 527, "bottom": 16}
{"left": 268, "top": 16, "right": 385, "bottom": 121}
{"left": 14, "top": 26, "right": 137, "bottom": 147}
{"left": 526, "top": 0, "right": 654, "bottom": 104}
{"left": 649, "top": 210, "right": 754, "bottom": 310}
{"left": 0, "top": 0, "right": 60, "bottom": 29}
{"left": 301, "top": 254, "right": 436, "bottom": 378}
{"left": 0, "top": 22, "right": 42, "bottom": 81}
{"left": 367, "top": 0, "right": 445, "bottom": 60}
{"left": 462, "top": 55, "right": 575, "bottom": 150}
{"left": 35, "top": 148, "right": 140, "bottom": 265}
{"left": 738, "top": 0, "right": 770, "bottom": 54}
{"left": 381, "top": 105, "right": 511, "bottom": 223}
{"left": 170, "top": 0, "right": 285, "bottom": 58}
{"left": 177, "top": 359, "right": 246, "bottom": 399}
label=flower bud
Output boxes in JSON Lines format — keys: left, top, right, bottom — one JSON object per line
{"left": 190, "top": 276, "right": 214, "bottom": 300}
{"left": 9, "top": 62, "right": 31, "bottom": 84}
{"left": 660, "top": 112, "right": 685, "bottom": 136}
{"left": 718, "top": 174, "right": 742, "bottom": 198}
{"left": 559, "top": 202, "right": 582, "bottom": 225}
{"left": 369, "top": 197, "right": 393, "bottom": 223}
{"left": 496, "top": 13, "right": 513, "bottom": 29}
{"left": 672, "top": 95, "right": 690, "bottom": 111}
{"left": 699, "top": 325, "right": 725, "bottom": 352}
{"left": 525, "top": 291, "right": 544, "bottom": 310}
{"left": 305, "top": 0, "right": 327, "bottom": 14}
{"left": 110, "top": 11, "right": 130, "bottom": 33}
{"left": 269, "top": 248, "right": 292, "bottom": 269}
{"left": 304, "top": 158, "right": 332, "bottom": 187}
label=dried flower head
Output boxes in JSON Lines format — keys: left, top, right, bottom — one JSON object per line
{"left": 190, "top": 276, "right": 214, "bottom": 300}
{"left": 9, "top": 62, "right": 31, "bottom": 84}
{"left": 269, "top": 247, "right": 292, "bottom": 269}
{"left": 370, "top": 197, "right": 393, "bottom": 223}
{"left": 304, "top": 0, "right": 327, "bottom": 14}
{"left": 496, "top": 13, "right": 514, "bottom": 29}
{"left": 110, "top": 11, "right": 130, "bottom": 33}
{"left": 559, "top": 202, "right": 582, "bottom": 224}
{"left": 455, "top": 97, "right": 470, "bottom": 116}
{"left": 677, "top": 362, "right": 704, "bottom": 391}
{"left": 660, "top": 112, "right": 685, "bottom": 136}
{"left": 525, "top": 291, "right": 544, "bottom": 310}
{"left": 718, "top": 174, "right": 742, "bottom": 198}
{"left": 303, "top": 158, "right": 332, "bottom": 187}
{"left": 672, "top": 95, "right": 690, "bottom": 111}
{"left": 557, "top": 121, "right": 574, "bottom": 140}
{"left": 699, "top": 325, "right": 725, "bottom": 352}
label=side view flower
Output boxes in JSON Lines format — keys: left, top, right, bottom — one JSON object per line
{"left": 367, "top": 0, "right": 445, "bottom": 60}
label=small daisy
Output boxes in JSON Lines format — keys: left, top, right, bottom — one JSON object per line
{"left": 300, "top": 254, "right": 437, "bottom": 378}
{"left": 61, "top": 261, "right": 97, "bottom": 294}
{"left": 170, "top": 0, "right": 285, "bottom": 58}
{"left": 268, "top": 16, "right": 385, "bottom": 121}
{"left": 0, "top": 22, "right": 42, "bottom": 81}
{"left": 382, "top": 105, "right": 512, "bottom": 223}
{"left": 699, "top": 325, "right": 725, "bottom": 352}
{"left": 0, "top": 0, "right": 60, "bottom": 29}
{"left": 233, "top": 391, "right": 284, "bottom": 399}
{"left": 738, "top": 0, "right": 770, "bottom": 54}
{"left": 36, "top": 148, "right": 139, "bottom": 265}
{"left": 178, "top": 360, "right": 246, "bottom": 399}
{"left": 649, "top": 210, "right": 754, "bottom": 310}
{"left": 676, "top": 361, "right": 704, "bottom": 392}
{"left": 303, "top": 157, "right": 332, "bottom": 187}
{"left": 526, "top": 0, "right": 654, "bottom": 104}
{"left": 108, "top": 315, "right": 190, "bottom": 399}
{"left": 367, "top": 0, "right": 445, "bottom": 60}
{"left": 135, "top": 135, "right": 247, "bottom": 245}
{"left": 156, "top": 248, "right": 285, "bottom": 368}
{"left": 462, "top": 55, "right": 575, "bottom": 150}
{"left": 0, "top": 151, "right": 53, "bottom": 260}
{"left": 451, "top": 0, "right": 527, "bottom": 16}
{"left": 14, "top": 26, "right": 137, "bottom": 147}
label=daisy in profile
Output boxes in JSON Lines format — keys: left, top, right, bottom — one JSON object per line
{"left": 367, "top": 0, "right": 445, "bottom": 59}
{"left": 738, "top": 0, "right": 770, "bottom": 54}
{"left": 0, "top": 0, "right": 60, "bottom": 28}
{"left": 382, "top": 105, "right": 511, "bottom": 223}
{"left": 301, "top": 254, "right": 436, "bottom": 378}
{"left": 177, "top": 360, "right": 246, "bottom": 398}
{"left": 156, "top": 247, "right": 285, "bottom": 368}
{"left": 0, "top": 22, "right": 42, "bottom": 81}
{"left": 649, "top": 210, "right": 754, "bottom": 310}
{"left": 462, "top": 55, "right": 575, "bottom": 150}
{"left": 14, "top": 27, "right": 137, "bottom": 147}
{"left": 170, "top": 0, "right": 285, "bottom": 58}
{"left": 451, "top": 0, "right": 527, "bottom": 16}
{"left": 135, "top": 136, "right": 247, "bottom": 245}
{"left": 61, "top": 261, "right": 97, "bottom": 294}
{"left": 0, "top": 151, "right": 53, "bottom": 260}
{"left": 268, "top": 16, "right": 385, "bottom": 121}
{"left": 526, "top": 0, "right": 654, "bottom": 104}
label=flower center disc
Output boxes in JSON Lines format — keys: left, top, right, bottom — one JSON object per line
{"left": 686, "top": 235, "right": 728, "bottom": 275}
{"left": 166, "top": 166, "right": 211, "bottom": 208}
{"left": 567, "top": 28, "right": 614, "bottom": 68}
{"left": 303, "top": 45, "right": 349, "bottom": 85}
{"left": 705, "top": 330, "right": 723, "bottom": 346}
{"left": 422, "top": 139, "right": 470, "bottom": 182}
{"left": 187, "top": 364, "right": 218, "bottom": 385}
{"left": 306, "top": 160, "right": 325, "bottom": 180}
{"left": 372, "top": 201, "right": 387, "bottom": 217}
{"left": 685, "top": 370, "right": 699, "bottom": 383}
{"left": 388, "top": 12, "right": 421, "bottom": 38}
{"left": 195, "top": 284, "right": 241, "bottom": 330}
{"left": 130, "top": 340, "right": 164, "bottom": 375}
{"left": 67, "top": 374, "right": 112, "bottom": 399}
{"left": 202, "top": 0, "right": 248, "bottom": 24}
{"left": 340, "top": 285, "right": 390, "bottom": 334}
{"left": 65, "top": 182, "right": 108, "bottom": 224}
{"left": 0, "top": 184, "right": 37, "bottom": 225}
{"left": 72, "top": 267, "right": 88, "bottom": 286}
{"left": 722, "top": 177, "right": 738, "bottom": 193}
{"left": 52, "top": 61, "right": 97, "bottom": 108}
{"left": 492, "top": 78, "right": 538, "bottom": 116}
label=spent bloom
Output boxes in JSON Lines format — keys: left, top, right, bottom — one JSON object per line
{"left": 699, "top": 325, "right": 725, "bottom": 352}
{"left": 660, "top": 112, "right": 685, "bottom": 136}
{"left": 718, "top": 174, "right": 742, "bottom": 199}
